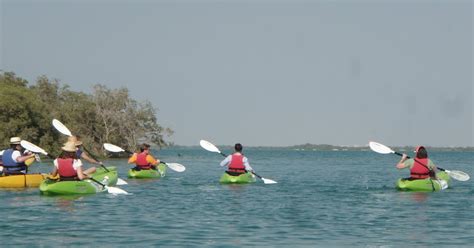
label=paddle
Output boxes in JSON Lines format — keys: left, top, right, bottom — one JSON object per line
{"left": 52, "top": 119, "right": 128, "bottom": 185}
{"left": 103, "top": 143, "right": 186, "bottom": 172}
{"left": 369, "top": 141, "right": 470, "bottom": 181}
{"left": 20, "top": 140, "right": 128, "bottom": 194}
{"left": 20, "top": 140, "right": 56, "bottom": 159}
{"left": 199, "top": 139, "right": 277, "bottom": 184}
{"left": 87, "top": 176, "right": 129, "bottom": 195}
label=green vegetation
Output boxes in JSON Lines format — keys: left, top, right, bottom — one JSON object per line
{"left": 0, "top": 72, "right": 173, "bottom": 155}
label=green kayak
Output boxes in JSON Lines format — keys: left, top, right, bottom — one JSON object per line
{"left": 39, "top": 167, "right": 118, "bottom": 195}
{"left": 219, "top": 172, "right": 256, "bottom": 184}
{"left": 396, "top": 171, "right": 450, "bottom": 192}
{"left": 127, "top": 163, "right": 166, "bottom": 179}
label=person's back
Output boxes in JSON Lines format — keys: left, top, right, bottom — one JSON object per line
{"left": 52, "top": 142, "right": 88, "bottom": 181}
{"left": 128, "top": 143, "right": 160, "bottom": 170}
{"left": 396, "top": 146, "right": 436, "bottom": 180}
{"left": 220, "top": 143, "right": 253, "bottom": 175}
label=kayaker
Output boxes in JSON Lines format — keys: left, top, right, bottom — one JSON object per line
{"left": 51, "top": 141, "right": 94, "bottom": 181}
{"left": 66, "top": 136, "right": 98, "bottom": 174}
{"left": 220, "top": 143, "right": 253, "bottom": 176}
{"left": 1, "top": 137, "right": 36, "bottom": 175}
{"left": 396, "top": 146, "right": 437, "bottom": 180}
{"left": 128, "top": 143, "right": 160, "bottom": 171}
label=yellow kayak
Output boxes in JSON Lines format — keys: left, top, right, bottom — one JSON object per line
{"left": 0, "top": 173, "right": 55, "bottom": 188}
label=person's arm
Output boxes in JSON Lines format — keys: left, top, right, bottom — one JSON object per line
{"left": 76, "top": 166, "right": 87, "bottom": 180}
{"left": 396, "top": 154, "right": 409, "bottom": 169}
{"left": 74, "top": 160, "right": 87, "bottom": 180}
{"left": 128, "top": 153, "right": 138, "bottom": 164}
{"left": 81, "top": 152, "right": 102, "bottom": 165}
{"left": 428, "top": 159, "right": 437, "bottom": 172}
{"left": 243, "top": 157, "right": 253, "bottom": 172}
{"left": 13, "top": 150, "right": 35, "bottom": 163}
{"left": 51, "top": 159, "right": 59, "bottom": 177}
{"left": 147, "top": 154, "right": 160, "bottom": 165}
{"left": 220, "top": 155, "right": 231, "bottom": 167}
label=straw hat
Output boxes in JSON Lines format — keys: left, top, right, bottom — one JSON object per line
{"left": 66, "top": 136, "right": 83, "bottom": 146}
{"left": 10, "top": 137, "right": 21, "bottom": 144}
{"left": 61, "top": 142, "right": 77, "bottom": 152}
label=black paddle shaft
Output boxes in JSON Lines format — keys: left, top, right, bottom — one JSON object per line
{"left": 88, "top": 177, "right": 106, "bottom": 188}
{"left": 394, "top": 151, "right": 445, "bottom": 172}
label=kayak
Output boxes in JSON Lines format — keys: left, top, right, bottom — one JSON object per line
{"left": 127, "top": 163, "right": 166, "bottom": 179}
{"left": 39, "top": 167, "right": 118, "bottom": 195}
{"left": 219, "top": 172, "right": 256, "bottom": 184}
{"left": 396, "top": 171, "right": 450, "bottom": 192}
{"left": 0, "top": 174, "right": 52, "bottom": 188}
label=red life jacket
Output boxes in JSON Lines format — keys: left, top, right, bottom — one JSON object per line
{"left": 410, "top": 158, "right": 431, "bottom": 179}
{"left": 136, "top": 152, "right": 152, "bottom": 169}
{"left": 58, "top": 158, "right": 77, "bottom": 177}
{"left": 228, "top": 154, "right": 246, "bottom": 173}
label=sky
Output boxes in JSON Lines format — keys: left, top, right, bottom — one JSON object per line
{"left": 1, "top": 0, "right": 472, "bottom": 147}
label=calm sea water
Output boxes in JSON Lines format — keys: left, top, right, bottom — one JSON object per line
{"left": 1, "top": 147, "right": 473, "bottom": 247}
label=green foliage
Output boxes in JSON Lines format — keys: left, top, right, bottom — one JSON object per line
{"left": 0, "top": 71, "right": 173, "bottom": 155}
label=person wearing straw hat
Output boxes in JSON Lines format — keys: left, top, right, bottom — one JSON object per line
{"left": 50, "top": 141, "right": 94, "bottom": 181}
{"left": 1, "top": 137, "right": 36, "bottom": 175}
{"left": 66, "top": 136, "right": 98, "bottom": 174}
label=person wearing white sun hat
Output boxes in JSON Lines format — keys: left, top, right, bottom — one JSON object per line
{"left": 50, "top": 141, "right": 93, "bottom": 181}
{"left": 1, "top": 137, "right": 36, "bottom": 175}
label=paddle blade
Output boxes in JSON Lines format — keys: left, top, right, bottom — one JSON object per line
{"left": 52, "top": 119, "right": 73, "bottom": 136}
{"left": 106, "top": 186, "right": 129, "bottom": 195}
{"left": 369, "top": 141, "right": 394, "bottom": 154}
{"left": 165, "top": 162, "right": 186, "bottom": 172}
{"left": 20, "top": 140, "right": 48, "bottom": 156}
{"left": 103, "top": 143, "right": 126, "bottom": 153}
{"left": 116, "top": 178, "right": 128, "bottom": 185}
{"left": 262, "top": 177, "right": 278, "bottom": 184}
{"left": 200, "top": 140, "right": 221, "bottom": 153}
{"left": 445, "top": 170, "right": 470, "bottom": 181}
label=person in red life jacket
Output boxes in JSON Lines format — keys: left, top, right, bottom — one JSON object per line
{"left": 1, "top": 137, "right": 36, "bottom": 175}
{"left": 220, "top": 143, "right": 253, "bottom": 176}
{"left": 127, "top": 143, "right": 160, "bottom": 171}
{"left": 396, "top": 146, "right": 437, "bottom": 180}
{"left": 50, "top": 142, "right": 95, "bottom": 181}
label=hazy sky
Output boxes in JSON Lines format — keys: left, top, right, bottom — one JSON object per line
{"left": 1, "top": 0, "right": 472, "bottom": 146}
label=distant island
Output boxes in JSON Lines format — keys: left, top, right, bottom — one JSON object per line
{"left": 169, "top": 143, "right": 474, "bottom": 152}
{"left": 286, "top": 143, "right": 474, "bottom": 152}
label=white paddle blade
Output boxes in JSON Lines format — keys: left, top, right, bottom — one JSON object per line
{"left": 165, "top": 162, "right": 186, "bottom": 172}
{"left": 262, "top": 178, "right": 277, "bottom": 184}
{"left": 20, "top": 140, "right": 48, "bottom": 155}
{"left": 369, "top": 141, "right": 394, "bottom": 154}
{"left": 52, "top": 119, "right": 73, "bottom": 136}
{"left": 106, "top": 186, "right": 129, "bottom": 195}
{"left": 116, "top": 178, "right": 128, "bottom": 185}
{"left": 446, "top": 170, "right": 470, "bottom": 181}
{"left": 200, "top": 140, "right": 221, "bottom": 153}
{"left": 103, "top": 143, "right": 125, "bottom": 153}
